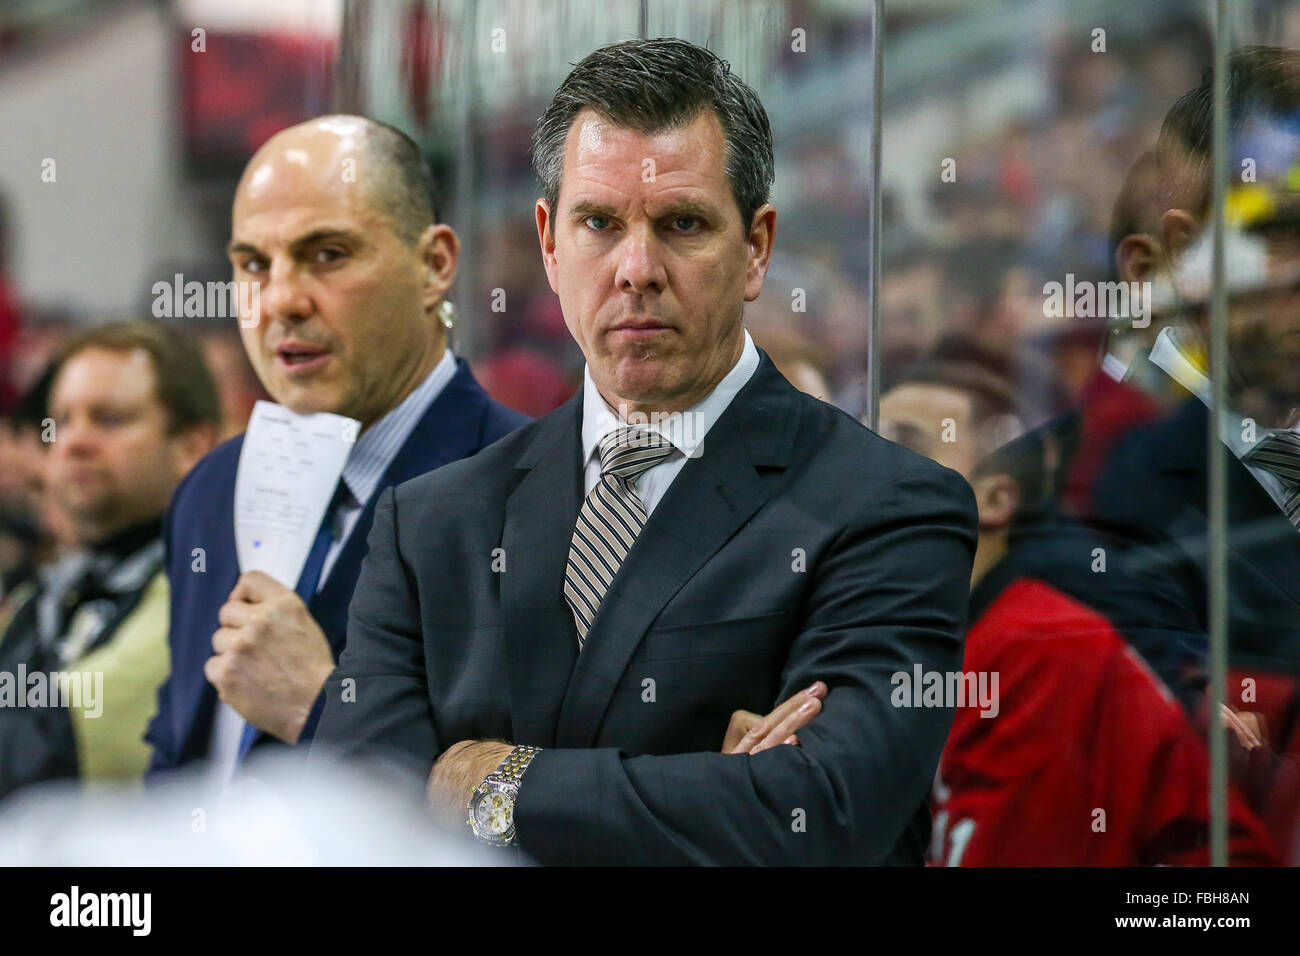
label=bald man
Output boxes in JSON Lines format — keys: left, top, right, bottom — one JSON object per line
{"left": 145, "top": 116, "right": 528, "bottom": 781}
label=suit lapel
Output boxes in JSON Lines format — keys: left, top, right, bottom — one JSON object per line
{"left": 554, "top": 355, "right": 804, "bottom": 748}
{"left": 183, "top": 440, "right": 243, "bottom": 762}
{"left": 502, "top": 398, "right": 583, "bottom": 748}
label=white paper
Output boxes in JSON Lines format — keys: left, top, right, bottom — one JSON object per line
{"left": 233, "top": 400, "right": 359, "bottom": 589}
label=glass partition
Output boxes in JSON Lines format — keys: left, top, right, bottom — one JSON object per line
{"left": 1, "top": 0, "right": 1296, "bottom": 870}
{"left": 876, "top": 0, "right": 1297, "bottom": 867}
{"left": 344, "top": 0, "right": 875, "bottom": 416}
{"left": 1209, "top": 0, "right": 1300, "bottom": 867}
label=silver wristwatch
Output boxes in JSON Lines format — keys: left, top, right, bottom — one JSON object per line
{"left": 466, "top": 745, "right": 541, "bottom": 847}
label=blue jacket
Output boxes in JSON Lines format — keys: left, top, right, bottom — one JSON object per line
{"left": 145, "top": 358, "right": 529, "bottom": 776}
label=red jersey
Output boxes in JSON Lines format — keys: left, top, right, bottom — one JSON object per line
{"left": 930, "top": 577, "right": 1278, "bottom": 865}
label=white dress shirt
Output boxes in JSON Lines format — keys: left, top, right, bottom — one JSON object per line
{"left": 209, "top": 347, "right": 460, "bottom": 784}
{"left": 1148, "top": 326, "right": 1299, "bottom": 513}
{"left": 579, "top": 330, "right": 760, "bottom": 514}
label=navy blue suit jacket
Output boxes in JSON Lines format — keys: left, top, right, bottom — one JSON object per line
{"left": 145, "top": 358, "right": 528, "bottom": 775}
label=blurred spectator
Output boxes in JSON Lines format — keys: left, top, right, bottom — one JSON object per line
{"left": 1090, "top": 47, "right": 1300, "bottom": 862}
{"left": 751, "top": 327, "right": 832, "bottom": 402}
{"left": 0, "top": 320, "right": 221, "bottom": 797}
{"left": 878, "top": 360, "right": 1276, "bottom": 865}
{"left": 0, "top": 369, "right": 52, "bottom": 603}
{"left": 933, "top": 428, "right": 1277, "bottom": 865}
{"left": 877, "top": 354, "right": 1021, "bottom": 482}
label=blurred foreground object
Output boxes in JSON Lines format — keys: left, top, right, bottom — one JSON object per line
{"left": 0, "top": 750, "right": 499, "bottom": 865}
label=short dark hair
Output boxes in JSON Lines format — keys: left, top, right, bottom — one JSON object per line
{"left": 49, "top": 320, "right": 222, "bottom": 435}
{"left": 1108, "top": 148, "right": 1164, "bottom": 264}
{"left": 891, "top": 355, "right": 1022, "bottom": 468}
{"left": 894, "top": 358, "right": 1019, "bottom": 435}
{"left": 1156, "top": 46, "right": 1300, "bottom": 218}
{"left": 532, "top": 38, "right": 774, "bottom": 228}
{"left": 358, "top": 118, "right": 441, "bottom": 245}
{"left": 9, "top": 362, "right": 55, "bottom": 433}
{"left": 972, "top": 425, "right": 1063, "bottom": 524}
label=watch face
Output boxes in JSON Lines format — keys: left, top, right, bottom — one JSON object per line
{"left": 471, "top": 781, "right": 516, "bottom": 841}
{"left": 475, "top": 791, "right": 511, "bottom": 834}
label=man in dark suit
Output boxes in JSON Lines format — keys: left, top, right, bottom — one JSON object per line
{"left": 313, "top": 39, "right": 977, "bottom": 865}
{"left": 146, "top": 116, "right": 527, "bottom": 779}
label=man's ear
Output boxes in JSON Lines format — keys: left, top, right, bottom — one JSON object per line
{"left": 972, "top": 472, "right": 1020, "bottom": 532}
{"left": 535, "top": 199, "right": 560, "bottom": 296}
{"left": 1159, "top": 208, "right": 1200, "bottom": 262}
{"left": 1116, "top": 233, "right": 1160, "bottom": 283}
{"left": 743, "top": 204, "right": 778, "bottom": 302}
{"left": 419, "top": 223, "right": 461, "bottom": 313}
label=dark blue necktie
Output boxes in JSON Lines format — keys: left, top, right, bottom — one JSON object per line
{"left": 236, "top": 480, "right": 349, "bottom": 763}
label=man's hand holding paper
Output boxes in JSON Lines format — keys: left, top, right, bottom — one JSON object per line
{"left": 205, "top": 570, "right": 336, "bottom": 744}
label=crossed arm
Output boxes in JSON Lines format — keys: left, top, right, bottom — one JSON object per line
{"left": 318, "top": 468, "right": 977, "bottom": 865}
{"left": 424, "top": 682, "right": 829, "bottom": 829}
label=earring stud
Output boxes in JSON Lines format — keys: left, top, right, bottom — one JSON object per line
{"left": 438, "top": 299, "right": 456, "bottom": 330}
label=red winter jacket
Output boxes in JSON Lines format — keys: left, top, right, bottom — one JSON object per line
{"left": 930, "top": 577, "right": 1278, "bottom": 866}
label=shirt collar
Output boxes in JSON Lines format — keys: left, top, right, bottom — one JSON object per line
{"left": 341, "top": 347, "right": 458, "bottom": 508}
{"left": 1148, "top": 326, "right": 1210, "bottom": 405}
{"left": 1148, "top": 326, "right": 1296, "bottom": 460}
{"left": 580, "top": 330, "right": 760, "bottom": 469}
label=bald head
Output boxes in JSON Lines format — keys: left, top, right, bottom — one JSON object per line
{"left": 228, "top": 114, "right": 460, "bottom": 427}
{"left": 237, "top": 115, "right": 438, "bottom": 245}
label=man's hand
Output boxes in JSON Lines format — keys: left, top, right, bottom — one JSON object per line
{"left": 204, "top": 570, "right": 336, "bottom": 744}
{"left": 428, "top": 740, "right": 515, "bottom": 830}
{"left": 1221, "top": 703, "right": 1267, "bottom": 751}
{"left": 722, "top": 681, "right": 827, "bottom": 754}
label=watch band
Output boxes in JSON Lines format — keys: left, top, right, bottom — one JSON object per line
{"left": 496, "top": 744, "right": 541, "bottom": 783}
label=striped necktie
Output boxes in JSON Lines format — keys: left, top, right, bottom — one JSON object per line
{"left": 565, "top": 426, "right": 676, "bottom": 649}
{"left": 1245, "top": 431, "right": 1300, "bottom": 529}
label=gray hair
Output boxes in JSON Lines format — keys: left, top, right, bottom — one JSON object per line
{"left": 532, "top": 38, "right": 774, "bottom": 228}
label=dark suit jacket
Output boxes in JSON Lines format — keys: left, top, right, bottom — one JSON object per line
{"left": 313, "top": 353, "right": 978, "bottom": 865}
{"left": 145, "top": 359, "right": 528, "bottom": 775}
{"left": 1092, "top": 397, "right": 1300, "bottom": 675}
